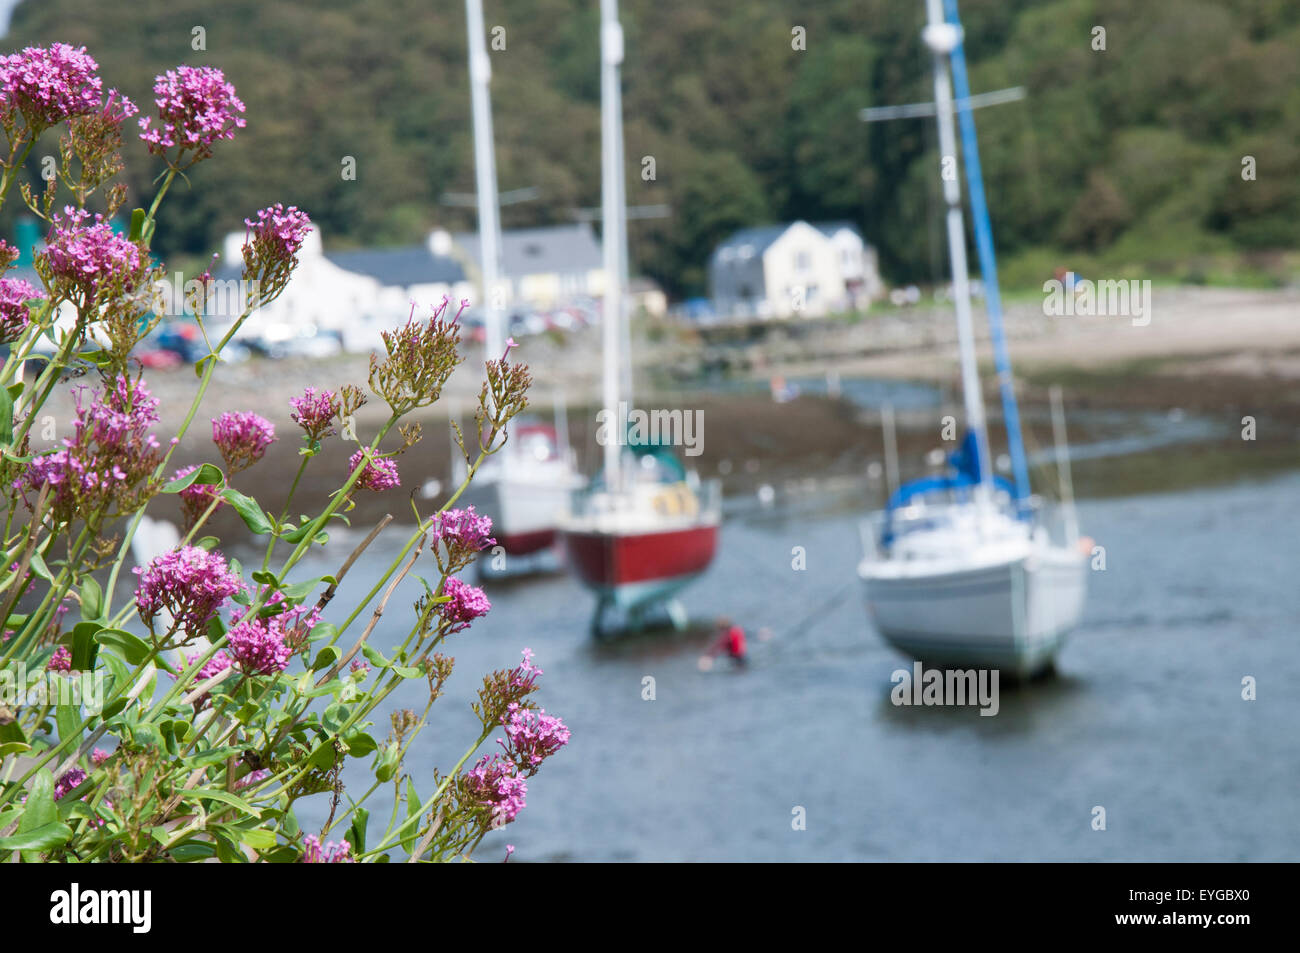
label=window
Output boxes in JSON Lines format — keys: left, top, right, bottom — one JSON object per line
{"left": 794, "top": 250, "right": 811, "bottom": 273}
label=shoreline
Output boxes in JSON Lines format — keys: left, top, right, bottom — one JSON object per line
{"left": 31, "top": 285, "right": 1300, "bottom": 536}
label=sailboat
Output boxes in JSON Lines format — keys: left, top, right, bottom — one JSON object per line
{"left": 559, "top": 0, "right": 720, "bottom": 635}
{"left": 456, "top": 0, "right": 584, "bottom": 560}
{"left": 857, "top": 0, "right": 1087, "bottom": 677}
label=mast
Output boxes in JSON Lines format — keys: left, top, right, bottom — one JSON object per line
{"left": 923, "top": 0, "right": 992, "bottom": 502}
{"left": 466, "top": 0, "right": 505, "bottom": 364}
{"left": 943, "top": 0, "right": 1030, "bottom": 509}
{"left": 600, "top": 0, "right": 625, "bottom": 488}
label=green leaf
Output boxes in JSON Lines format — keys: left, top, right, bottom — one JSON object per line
{"left": 70, "top": 620, "right": 102, "bottom": 672}
{"left": 195, "top": 536, "right": 220, "bottom": 551}
{"left": 391, "top": 666, "right": 423, "bottom": 679}
{"left": 343, "top": 731, "right": 377, "bottom": 757}
{"left": 17, "top": 769, "right": 56, "bottom": 862}
{"left": 128, "top": 207, "right": 146, "bottom": 242}
{"left": 94, "top": 628, "right": 152, "bottom": 666}
{"left": 188, "top": 746, "right": 243, "bottom": 769}
{"left": 189, "top": 788, "right": 261, "bottom": 818}
{"left": 322, "top": 702, "right": 348, "bottom": 733}
{"left": 161, "top": 463, "right": 224, "bottom": 494}
{"left": 169, "top": 842, "right": 217, "bottom": 862}
{"left": 402, "top": 777, "right": 420, "bottom": 854}
{"left": 221, "top": 489, "right": 273, "bottom": 535}
{"left": 305, "top": 679, "right": 344, "bottom": 699}
{"left": 0, "top": 383, "right": 12, "bottom": 447}
{"left": 347, "top": 807, "right": 369, "bottom": 855}
{"left": 0, "top": 741, "right": 30, "bottom": 759}
{"left": 281, "top": 577, "right": 330, "bottom": 600}
{"left": 55, "top": 705, "right": 81, "bottom": 749}
{"left": 309, "top": 645, "right": 340, "bottom": 672}
{"left": 240, "top": 827, "right": 277, "bottom": 850}
{"left": 0, "top": 821, "right": 73, "bottom": 852}
{"left": 79, "top": 576, "right": 103, "bottom": 622}
{"left": 373, "top": 743, "right": 400, "bottom": 783}
{"left": 360, "top": 644, "right": 390, "bottom": 668}
{"left": 27, "top": 550, "right": 52, "bottom": 582}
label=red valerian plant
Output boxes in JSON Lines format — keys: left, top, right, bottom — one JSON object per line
{"left": 0, "top": 46, "right": 565, "bottom": 863}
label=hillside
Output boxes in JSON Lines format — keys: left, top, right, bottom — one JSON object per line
{"left": 5, "top": 0, "right": 1299, "bottom": 295}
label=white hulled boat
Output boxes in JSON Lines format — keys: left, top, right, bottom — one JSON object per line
{"left": 857, "top": 0, "right": 1087, "bottom": 677}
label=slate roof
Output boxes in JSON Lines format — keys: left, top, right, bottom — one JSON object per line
{"left": 452, "top": 223, "right": 602, "bottom": 277}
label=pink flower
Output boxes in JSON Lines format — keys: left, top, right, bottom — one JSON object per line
{"left": 226, "top": 617, "right": 291, "bottom": 676}
{"left": 40, "top": 206, "right": 143, "bottom": 304}
{"left": 181, "top": 649, "right": 234, "bottom": 707}
{"left": 0, "top": 43, "right": 103, "bottom": 132}
{"left": 499, "top": 703, "right": 570, "bottom": 770}
{"left": 234, "top": 769, "right": 269, "bottom": 791}
{"left": 289, "top": 387, "right": 339, "bottom": 441}
{"left": 437, "top": 577, "right": 490, "bottom": 632}
{"left": 54, "top": 768, "right": 87, "bottom": 801}
{"left": 348, "top": 450, "right": 400, "bottom": 491}
{"left": 463, "top": 754, "right": 528, "bottom": 826}
{"left": 20, "top": 376, "right": 163, "bottom": 523}
{"left": 46, "top": 646, "right": 72, "bottom": 672}
{"left": 212, "top": 411, "right": 275, "bottom": 473}
{"left": 301, "top": 834, "right": 354, "bottom": 863}
{"left": 432, "top": 506, "right": 495, "bottom": 556}
{"left": 91, "top": 748, "right": 111, "bottom": 766}
{"left": 244, "top": 204, "right": 312, "bottom": 266}
{"left": 0, "top": 277, "right": 42, "bottom": 344}
{"left": 133, "top": 545, "right": 245, "bottom": 641}
{"left": 138, "top": 65, "right": 245, "bottom": 165}
{"left": 171, "top": 464, "right": 224, "bottom": 527}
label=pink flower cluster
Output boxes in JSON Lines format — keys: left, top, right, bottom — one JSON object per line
{"left": 348, "top": 449, "right": 400, "bottom": 491}
{"left": 244, "top": 203, "right": 312, "bottom": 266}
{"left": 171, "top": 464, "right": 224, "bottom": 527}
{"left": 53, "top": 768, "right": 87, "bottom": 801}
{"left": 46, "top": 646, "right": 72, "bottom": 672}
{"left": 187, "top": 649, "right": 234, "bottom": 683}
{"left": 225, "top": 616, "right": 292, "bottom": 676}
{"left": 138, "top": 65, "right": 245, "bottom": 164}
{"left": 464, "top": 755, "right": 528, "bottom": 826}
{"left": 263, "top": 588, "right": 322, "bottom": 650}
{"left": 500, "top": 703, "right": 570, "bottom": 769}
{"left": 432, "top": 506, "right": 495, "bottom": 556}
{"left": 301, "top": 834, "right": 354, "bottom": 863}
{"left": 41, "top": 206, "right": 144, "bottom": 303}
{"left": 0, "top": 276, "right": 42, "bottom": 344}
{"left": 182, "top": 649, "right": 233, "bottom": 707}
{"left": 20, "top": 377, "right": 164, "bottom": 521}
{"left": 0, "top": 43, "right": 103, "bottom": 131}
{"left": 437, "top": 577, "right": 491, "bottom": 632}
{"left": 212, "top": 411, "right": 275, "bottom": 474}
{"left": 134, "top": 545, "right": 245, "bottom": 641}
{"left": 289, "top": 387, "right": 339, "bottom": 441}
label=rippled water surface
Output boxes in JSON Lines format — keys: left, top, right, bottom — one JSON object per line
{"left": 285, "top": 468, "right": 1300, "bottom": 861}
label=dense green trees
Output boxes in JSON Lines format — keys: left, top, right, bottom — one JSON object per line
{"left": 6, "top": 0, "right": 1297, "bottom": 295}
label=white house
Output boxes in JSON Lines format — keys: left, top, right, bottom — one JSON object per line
{"left": 211, "top": 228, "right": 471, "bottom": 352}
{"left": 708, "top": 220, "right": 883, "bottom": 319}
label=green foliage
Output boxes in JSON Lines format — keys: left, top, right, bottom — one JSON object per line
{"left": 5, "top": 0, "right": 1295, "bottom": 294}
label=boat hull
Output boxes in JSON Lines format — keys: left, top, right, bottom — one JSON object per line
{"left": 861, "top": 549, "right": 1086, "bottom": 677}
{"left": 461, "top": 477, "right": 574, "bottom": 556}
{"left": 562, "top": 522, "right": 718, "bottom": 614}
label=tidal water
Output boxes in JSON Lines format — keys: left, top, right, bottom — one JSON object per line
{"left": 286, "top": 465, "right": 1300, "bottom": 861}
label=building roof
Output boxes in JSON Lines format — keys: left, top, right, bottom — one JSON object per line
{"left": 452, "top": 223, "right": 601, "bottom": 277}
{"left": 712, "top": 220, "right": 869, "bottom": 262}
{"left": 324, "top": 246, "right": 465, "bottom": 286}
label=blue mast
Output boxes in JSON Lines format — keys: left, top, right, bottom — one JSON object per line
{"left": 942, "top": 0, "right": 1031, "bottom": 511}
